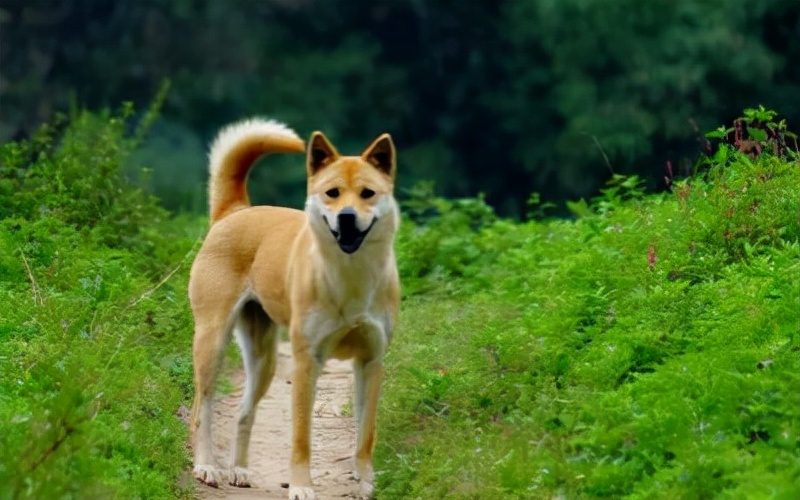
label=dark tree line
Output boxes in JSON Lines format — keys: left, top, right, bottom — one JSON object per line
{"left": 2, "top": 0, "right": 798, "bottom": 215}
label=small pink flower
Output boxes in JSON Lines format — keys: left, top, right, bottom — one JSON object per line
{"left": 648, "top": 246, "right": 657, "bottom": 271}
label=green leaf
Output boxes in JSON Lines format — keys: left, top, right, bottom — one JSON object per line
{"left": 567, "top": 198, "right": 593, "bottom": 218}
{"left": 749, "top": 128, "right": 768, "bottom": 142}
{"left": 706, "top": 127, "right": 733, "bottom": 139}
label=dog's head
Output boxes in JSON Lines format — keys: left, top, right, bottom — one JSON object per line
{"left": 304, "top": 131, "right": 398, "bottom": 255}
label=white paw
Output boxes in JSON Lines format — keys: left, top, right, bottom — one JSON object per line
{"left": 357, "top": 480, "right": 374, "bottom": 499}
{"left": 229, "top": 466, "right": 252, "bottom": 487}
{"left": 354, "top": 460, "right": 374, "bottom": 486}
{"left": 288, "top": 485, "right": 316, "bottom": 500}
{"left": 193, "top": 464, "right": 223, "bottom": 488}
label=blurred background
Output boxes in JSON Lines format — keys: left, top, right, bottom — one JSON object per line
{"left": 2, "top": 0, "right": 798, "bottom": 216}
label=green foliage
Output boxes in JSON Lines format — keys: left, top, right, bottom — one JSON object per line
{"left": 2, "top": 105, "right": 797, "bottom": 499}
{"left": 3, "top": 0, "right": 799, "bottom": 215}
{"left": 397, "top": 181, "right": 516, "bottom": 295}
{"left": 494, "top": 0, "right": 798, "bottom": 202}
{"left": 0, "top": 107, "right": 200, "bottom": 498}
{"left": 377, "top": 110, "right": 800, "bottom": 498}
{"left": 0, "top": 89, "right": 173, "bottom": 263}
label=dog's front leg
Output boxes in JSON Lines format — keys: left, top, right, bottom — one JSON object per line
{"left": 289, "top": 334, "right": 321, "bottom": 500}
{"left": 353, "top": 357, "right": 383, "bottom": 498}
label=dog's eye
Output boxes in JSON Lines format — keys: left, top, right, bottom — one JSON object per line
{"left": 325, "top": 188, "right": 340, "bottom": 198}
{"left": 360, "top": 188, "right": 376, "bottom": 199}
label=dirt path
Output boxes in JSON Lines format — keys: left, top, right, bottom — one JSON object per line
{"left": 196, "top": 342, "right": 360, "bottom": 499}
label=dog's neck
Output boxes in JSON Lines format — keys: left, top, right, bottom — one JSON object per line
{"left": 316, "top": 233, "right": 394, "bottom": 276}
{"left": 311, "top": 233, "right": 394, "bottom": 303}
{"left": 304, "top": 195, "right": 399, "bottom": 308}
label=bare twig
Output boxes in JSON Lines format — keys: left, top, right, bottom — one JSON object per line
{"left": 104, "top": 338, "right": 124, "bottom": 370}
{"left": 129, "top": 237, "right": 202, "bottom": 307}
{"left": 27, "top": 424, "right": 75, "bottom": 475}
{"left": 582, "top": 133, "right": 614, "bottom": 174}
{"left": 19, "top": 249, "right": 43, "bottom": 306}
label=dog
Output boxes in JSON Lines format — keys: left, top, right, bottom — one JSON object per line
{"left": 188, "top": 118, "right": 400, "bottom": 500}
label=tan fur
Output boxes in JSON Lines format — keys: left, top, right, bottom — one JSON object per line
{"left": 189, "top": 118, "right": 400, "bottom": 500}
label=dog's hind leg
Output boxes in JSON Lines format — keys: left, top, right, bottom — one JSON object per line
{"left": 229, "top": 301, "right": 278, "bottom": 487}
{"left": 191, "top": 308, "right": 235, "bottom": 488}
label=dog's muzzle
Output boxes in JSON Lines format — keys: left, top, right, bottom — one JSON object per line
{"left": 325, "top": 207, "right": 376, "bottom": 254}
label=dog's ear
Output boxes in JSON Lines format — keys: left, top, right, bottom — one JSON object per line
{"left": 361, "top": 133, "right": 396, "bottom": 179}
{"left": 307, "top": 131, "right": 340, "bottom": 175}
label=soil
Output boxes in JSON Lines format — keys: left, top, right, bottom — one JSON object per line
{"left": 195, "top": 341, "right": 361, "bottom": 499}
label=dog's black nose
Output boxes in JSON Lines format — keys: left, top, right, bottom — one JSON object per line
{"left": 330, "top": 207, "right": 374, "bottom": 254}
{"left": 338, "top": 207, "right": 357, "bottom": 232}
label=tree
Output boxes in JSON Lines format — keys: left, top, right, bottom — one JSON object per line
{"left": 2, "top": 0, "right": 798, "bottom": 215}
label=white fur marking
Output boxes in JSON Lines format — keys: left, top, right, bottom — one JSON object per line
{"left": 208, "top": 118, "right": 301, "bottom": 176}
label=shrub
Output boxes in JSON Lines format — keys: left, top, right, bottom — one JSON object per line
{"left": 377, "top": 109, "right": 800, "bottom": 498}
{"left": 0, "top": 103, "right": 200, "bottom": 499}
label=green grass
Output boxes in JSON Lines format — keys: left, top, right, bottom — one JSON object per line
{"left": 0, "top": 106, "right": 798, "bottom": 498}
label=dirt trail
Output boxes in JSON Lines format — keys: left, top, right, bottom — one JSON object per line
{"left": 196, "top": 342, "right": 360, "bottom": 499}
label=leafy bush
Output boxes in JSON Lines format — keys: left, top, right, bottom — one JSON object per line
{"left": 377, "top": 109, "right": 800, "bottom": 498}
{"left": 0, "top": 105, "right": 201, "bottom": 499}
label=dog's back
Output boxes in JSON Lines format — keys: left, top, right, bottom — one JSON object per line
{"left": 189, "top": 206, "right": 306, "bottom": 326}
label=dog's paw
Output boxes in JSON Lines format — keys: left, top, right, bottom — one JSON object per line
{"left": 356, "top": 480, "right": 374, "bottom": 499}
{"left": 354, "top": 460, "right": 374, "bottom": 486}
{"left": 193, "top": 464, "right": 223, "bottom": 488}
{"left": 288, "top": 485, "right": 316, "bottom": 500}
{"left": 228, "top": 466, "right": 253, "bottom": 488}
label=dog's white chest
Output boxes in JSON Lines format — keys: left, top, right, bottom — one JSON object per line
{"left": 305, "top": 295, "right": 375, "bottom": 335}
{"left": 301, "top": 290, "right": 388, "bottom": 359}
{"left": 335, "top": 288, "right": 373, "bottom": 320}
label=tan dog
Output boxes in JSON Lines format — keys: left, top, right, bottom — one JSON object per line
{"left": 189, "top": 118, "right": 400, "bottom": 500}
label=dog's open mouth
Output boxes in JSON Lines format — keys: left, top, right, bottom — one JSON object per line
{"left": 324, "top": 215, "right": 377, "bottom": 254}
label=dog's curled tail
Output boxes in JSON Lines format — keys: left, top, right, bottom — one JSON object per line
{"left": 207, "top": 118, "right": 305, "bottom": 223}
